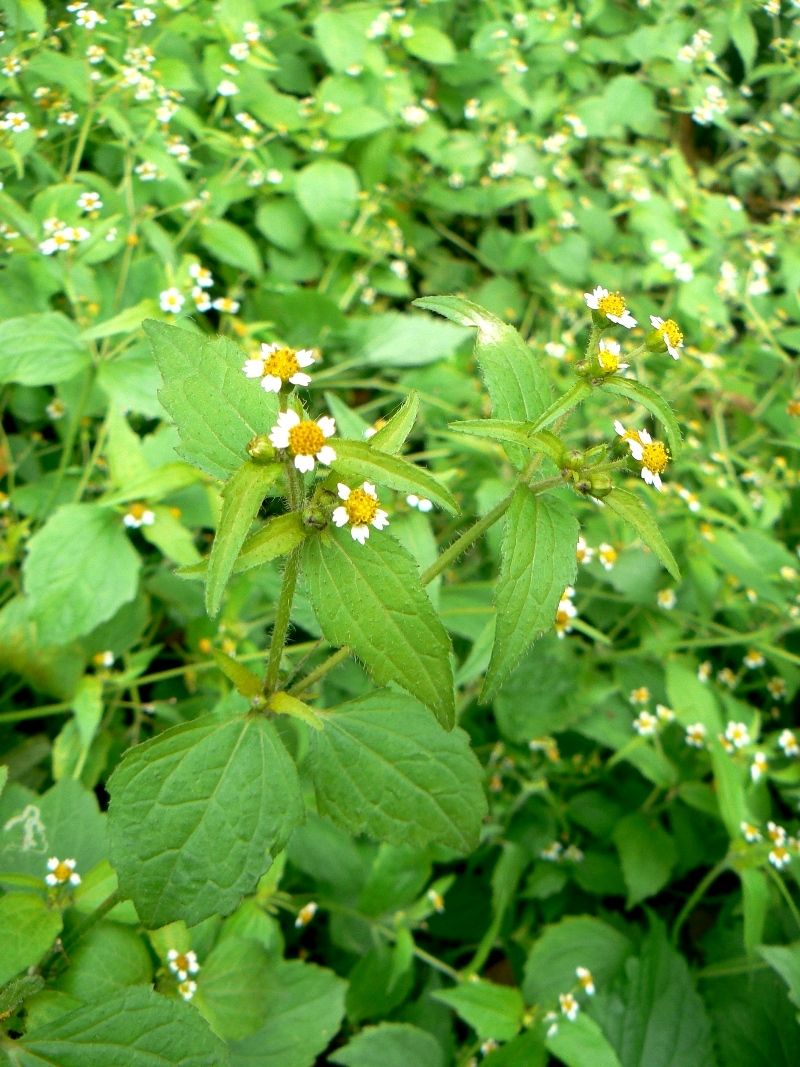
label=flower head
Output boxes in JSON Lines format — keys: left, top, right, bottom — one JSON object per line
{"left": 779, "top": 729, "right": 798, "bottom": 757}
{"left": 406, "top": 494, "right": 433, "bottom": 512}
{"left": 559, "top": 992, "right": 580, "bottom": 1020}
{"left": 750, "top": 752, "right": 768, "bottom": 782}
{"left": 625, "top": 428, "right": 669, "bottom": 490}
{"left": 648, "top": 316, "right": 684, "bottom": 359}
{"left": 46, "top": 857, "right": 81, "bottom": 887}
{"left": 576, "top": 966, "right": 595, "bottom": 995}
{"left": 769, "top": 845, "right": 791, "bottom": 870}
{"left": 178, "top": 979, "right": 197, "bottom": 1001}
{"left": 597, "top": 337, "right": 629, "bottom": 374}
{"left": 657, "top": 589, "right": 676, "bottom": 610}
{"left": 740, "top": 821, "right": 762, "bottom": 843}
{"left": 554, "top": 587, "right": 577, "bottom": 638}
{"left": 295, "top": 901, "right": 318, "bottom": 928}
{"left": 685, "top": 722, "right": 707, "bottom": 748}
{"left": 77, "top": 191, "right": 102, "bottom": 212}
{"left": 576, "top": 536, "right": 593, "bottom": 565}
{"left": 243, "top": 343, "right": 315, "bottom": 393}
{"left": 743, "top": 649, "right": 765, "bottom": 670}
{"left": 584, "top": 286, "right": 637, "bottom": 329}
{"left": 633, "top": 710, "right": 658, "bottom": 736}
{"left": 724, "top": 721, "right": 750, "bottom": 749}
{"left": 598, "top": 542, "right": 617, "bottom": 571}
{"left": 167, "top": 949, "right": 199, "bottom": 981}
{"left": 268, "top": 410, "right": 336, "bottom": 473}
{"left": 159, "top": 287, "right": 184, "bottom": 314}
{"left": 123, "top": 502, "right": 155, "bottom": 528}
{"left": 332, "top": 482, "right": 389, "bottom": 545}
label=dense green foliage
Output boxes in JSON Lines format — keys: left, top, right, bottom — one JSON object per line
{"left": 1, "top": 1, "right": 799, "bottom": 1065}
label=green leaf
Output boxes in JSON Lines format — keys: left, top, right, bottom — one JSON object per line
{"left": 613, "top": 812, "right": 678, "bottom": 908}
{"left": 482, "top": 489, "right": 578, "bottom": 700}
{"left": 196, "top": 937, "right": 272, "bottom": 1040}
{"left": 591, "top": 921, "right": 715, "bottom": 1067}
{"left": 0, "top": 893, "right": 63, "bottom": 986}
{"left": 603, "top": 488, "right": 680, "bottom": 581}
{"left": 327, "top": 107, "right": 390, "bottom": 140}
{"left": 108, "top": 714, "right": 302, "bottom": 927}
{"left": 330, "top": 1023, "right": 445, "bottom": 1067}
{"left": 181, "top": 513, "right": 308, "bottom": 580}
{"left": 523, "top": 916, "right": 633, "bottom": 1004}
{"left": 14, "top": 986, "right": 228, "bottom": 1066}
{"left": 53, "top": 922, "right": 152, "bottom": 1002}
{"left": 404, "top": 25, "right": 456, "bottom": 64}
{"left": 206, "top": 462, "right": 282, "bottom": 617}
{"left": 229, "top": 960, "right": 346, "bottom": 1067}
{"left": 369, "top": 392, "right": 420, "bottom": 454}
{"left": 526, "top": 379, "right": 593, "bottom": 435}
{"left": 303, "top": 529, "right": 455, "bottom": 729}
{"left": 308, "top": 691, "right": 486, "bottom": 852}
{"left": 269, "top": 691, "right": 324, "bottom": 731}
{"left": 0, "top": 312, "right": 89, "bottom": 385}
{"left": 347, "top": 312, "right": 470, "bottom": 368}
{"left": 546, "top": 1015, "right": 623, "bottom": 1067}
{"left": 145, "top": 320, "right": 278, "bottom": 480}
{"left": 313, "top": 9, "right": 371, "bottom": 71}
{"left": 23, "top": 504, "right": 141, "bottom": 645}
{"left": 414, "top": 296, "right": 551, "bottom": 466}
{"left": 211, "top": 649, "right": 262, "bottom": 699}
{"left": 729, "top": 11, "right": 757, "bottom": 73}
{"left": 295, "top": 161, "right": 359, "bottom": 229}
{"left": 80, "top": 299, "right": 161, "bottom": 342}
{"left": 101, "top": 463, "right": 202, "bottom": 507}
{"left": 200, "top": 218, "right": 262, "bottom": 275}
{"left": 449, "top": 420, "right": 565, "bottom": 465}
{"left": 742, "top": 869, "right": 770, "bottom": 957}
{"left": 432, "top": 979, "right": 524, "bottom": 1041}
{"left": 602, "top": 378, "right": 682, "bottom": 457}
{"left": 758, "top": 943, "right": 800, "bottom": 1011}
{"left": 331, "top": 439, "right": 457, "bottom": 515}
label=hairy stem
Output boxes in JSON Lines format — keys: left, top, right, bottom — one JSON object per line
{"left": 264, "top": 547, "right": 301, "bottom": 694}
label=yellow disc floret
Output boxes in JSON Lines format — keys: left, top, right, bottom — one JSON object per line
{"left": 598, "top": 292, "right": 626, "bottom": 318}
{"left": 343, "top": 487, "right": 379, "bottom": 526}
{"left": 263, "top": 346, "right": 300, "bottom": 380}
{"left": 659, "top": 319, "right": 683, "bottom": 348}
{"left": 288, "top": 420, "right": 325, "bottom": 456}
{"left": 642, "top": 441, "right": 669, "bottom": 475}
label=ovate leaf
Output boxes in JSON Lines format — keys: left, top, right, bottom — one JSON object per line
{"left": 303, "top": 529, "right": 455, "bottom": 729}
{"left": 180, "top": 513, "right": 307, "bottom": 580}
{"left": 449, "top": 420, "right": 565, "bottom": 465}
{"left": 0, "top": 894, "right": 63, "bottom": 986}
{"left": 0, "top": 312, "right": 89, "bottom": 385}
{"left": 546, "top": 1015, "right": 623, "bottom": 1067}
{"left": 196, "top": 937, "right": 272, "bottom": 1040}
{"left": 14, "top": 986, "right": 227, "bottom": 1067}
{"left": 200, "top": 218, "right": 262, "bottom": 276}
{"left": 414, "top": 296, "right": 551, "bottom": 466}
{"left": 432, "top": 979, "right": 525, "bottom": 1041}
{"left": 523, "top": 916, "right": 633, "bottom": 1004}
{"left": 369, "top": 392, "right": 419, "bottom": 454}
{"left": 145, "top": 320, "right": 277, "bottom": 480}
{"left": 295, "top": 161, "right": 359, "bottom": 228}
{"left": 309, "top": 691, "right": 486, "bottom": 852}
{"left": 23, "top": 504, "right": 141, "bottom": 644}
{"left": 229, "top": 960, "right": 346, "bottom": 1067}
{"left": 482, "top": 489, "right": 578, "bottom": 700}
{"left": 108, "top": 714, "right": 302, "bottom": 927}
{"left": 331, "top": 439, "right": 457, "bottom": 515}
{"left": 604, "top": 488, "right": 680, "bottom": 581}
{"left": 613, "top": 813, "right": 678, "bottom": 908}
{"left": 206, "top": 462, "right": 282, "bottom": 617}
{"left": 330, "top": 1023, "right": 445, "bottom": 1067}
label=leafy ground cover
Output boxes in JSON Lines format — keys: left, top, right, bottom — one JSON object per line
{"left": 1, "top": 1, "right": 799, "bottom": 1065}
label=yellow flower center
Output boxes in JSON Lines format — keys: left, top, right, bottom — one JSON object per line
{"left": 642, "top": 441, "right": 669, "bottom": 474}
{"left": 288, "top": 420, "right": 325, "bottom": 456}
{"left": 555, "top": 608, "right": 571, "bottom": 627}
{"left": 598, "top": 348, "right": 620, "bottom": 372}
{"left": 53, "top": 861, "right": 71, "bottom": 882}
{"left": 598, "top": 292, "right": 626, "bottom": 318}
{"left": 263, "top": 346, "right": 300, "bottom": 381}
{"left": 601, "top": 546, "right": 618, "bottom": 563}
{"left": 344, "top": 488, "right": 378, "bottom": 525}
{"left": 659, "top": 319, "right": 683, "bottom": 347}
{"left": 172, "top": 952, "right": 190, "bottom": 972}
{"left": 128, "top": 502, "right": 147, "bottom": 520}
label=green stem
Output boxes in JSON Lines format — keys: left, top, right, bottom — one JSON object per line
{"left": 61, "top": 889, "right": 122, "bottom": 954}
{"left": 264, "top": 548, "right": 301, "bottom": 694}
{"left": 289, "top": 647, "right": 350, "bottom": 697}
{"left": 42, "top": 366, "right": 95, "bottom": 515}
{"left": 671, "top": 858, "right": 729, "bottom": 946}
{"left": 766, "top": 864, "right": 800, "bottom": 933}
{"left": 0, "top": 703, "right": 71, "bottom": 725}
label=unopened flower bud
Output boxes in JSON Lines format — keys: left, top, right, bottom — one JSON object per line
{"left": 246, "top": 435, "right": 276, "bottom": 463}
{"left": 588, "top": 472, "right": 613, "bottom": 497}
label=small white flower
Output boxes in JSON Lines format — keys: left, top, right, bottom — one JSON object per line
{"left": 167, "top": 949, "right": 199, "bottom": 981}
{"left": 584, "top": 286, "right": 637, "bottom": 329}
{"left": 295, "top": 901, "right": 318, "bottom": 927}
{"left": 268, "top": 410, "right": 336, "bottom": 473}
{"left": 0, "top": 111, "right": 30, "bottom": 133}
{"left": 406, "top": 494, "right": 433, "bottom": 512}
{"left": 159, "top": 288, "right": 185, "bottom": 314}
{"left": 724, "top": 721, "right": 750, "bottom": 749}
{"left": 332, "top": 482, "right": 390, "bottom": 544}
{"left": 77, "top": 191, "right": 103, "bottom": 212}
{"left": 743, "top": 649, "right": 765, "bottom": 670}
{"left": 576, "top": 966, "right": 595, "bottom": 995}
{"left": 769, "top": 845, "right": 791, "bottom": 870}
{"left": 649, "top": 316, "right": 684, "bottom": 360}
{"left": 657, "top": 589, "right": 676, "bottom": 610}
{"left": 559, "top": 992, "right": 579, "bottom": 1021}
{"left": 192, "top": 287, "right": 211, "bottom": 312}
{"left": 633, "top": 711, "right": 658, "bottom": 736}
{"left": 123, "top": 503, "right": 156, "bottom": 528}
{"left": 597, "top": 337, "right": 628, "bottom": 374}
{"left": 685, "top": 723, "right": 707, "bottom": 748}
{"left": 212, "top": 296, "right": 240, "bottom": 314}
{"left": 178, "top": 979, "right": 197, "bottom": 1001}
{"left": 243, "top": 343, "right": 315, "bottom": 393}
{"left": 750, "top": 752, "right": 768, "bottom": 782}
{"left": 576, "top": 536, "right": 593, "bottom": 565}
{"left": 741, "top": 821, "right": 762, "bottom": 843}
{"left": 779, "top": 729, "right": 798, "bottom": 757}
{"left": 45, "top": 857, "right": 81, "bottom": 887}
{"left": 217, "top": 80, "right": 239, "bottom": 97}
{"left": 598, "top": 543, "right": 617, "bottom": 571}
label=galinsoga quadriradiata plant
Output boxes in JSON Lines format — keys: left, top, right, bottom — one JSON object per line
{"left": 102, "top": 287, "right": 684, "bottom": 936}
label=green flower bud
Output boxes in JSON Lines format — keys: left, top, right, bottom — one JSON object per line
{"left": 246, "top": 434, "right": 276, "bottom": 464}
